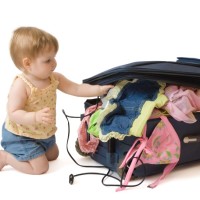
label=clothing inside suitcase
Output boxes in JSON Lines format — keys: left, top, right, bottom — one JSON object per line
{"left": 65, "top": 57, "right": 200, "bottom": 190}
{"left": 83, "top": 99, "right": 200, "bottom": 178}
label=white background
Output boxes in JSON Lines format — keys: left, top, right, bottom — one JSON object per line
{"left": 0, "top": 0, "right": 200, "bottom": 199}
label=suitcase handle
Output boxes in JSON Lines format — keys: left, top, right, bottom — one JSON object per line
{"left": 177, "top": 57, "right": 200, "bottom": 65}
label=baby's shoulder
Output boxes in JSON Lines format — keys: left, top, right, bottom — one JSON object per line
{"left": 12, "top": 75, "right": 26, "bottom": 86}
{"left": 8, "top": 75, "right": 28, "bottom": 96}
{"left": 9, "top": 75, "right": 29, "bottom": 93}
{"left": 52, "top": 72, "right": 60, "bottom": 80}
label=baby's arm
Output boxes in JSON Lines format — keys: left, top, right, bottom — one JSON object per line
{"left": 54, "top": 72, "right": 113, "bottom": 97}
{"left": 7, "top": 78, "right": 54, "bottom": 125}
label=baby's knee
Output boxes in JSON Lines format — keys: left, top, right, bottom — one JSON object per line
{"left": 33, "top": 163, "right": 49, "bottom": 175}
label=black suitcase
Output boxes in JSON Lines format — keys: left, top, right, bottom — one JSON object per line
{"left": 83, "top": 99, "right": 200, "bottom": 177}
{"left": 68, "top": 57, "right": 200, "bottom": 190}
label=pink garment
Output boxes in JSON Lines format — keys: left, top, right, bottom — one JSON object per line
{"left": 116, "top": 115, "right": 180, "bottom": 192}
{"left": 164, "top": 85, "right": 200, "bottom": 123}
{"left": 77, "top": 104, "right": 101, "bottom": 154}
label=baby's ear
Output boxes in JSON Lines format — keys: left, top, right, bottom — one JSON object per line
{"left": 22, "top": 57, "right": 31, "bottom": 70}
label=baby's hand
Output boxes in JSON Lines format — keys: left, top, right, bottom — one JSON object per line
{"left": 100, "top": 85, "right": 114, "bottom": 95}
{"left": 35, "top": 107, "right": 55, "bottom": 125}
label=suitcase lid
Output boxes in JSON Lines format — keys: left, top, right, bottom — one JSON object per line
{"left": 83, "top": 57, "right": 200, "bottom": 87}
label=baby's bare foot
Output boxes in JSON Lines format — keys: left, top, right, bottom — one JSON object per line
{"left": 0, "top": 150, "right": 6, "bottom": 170}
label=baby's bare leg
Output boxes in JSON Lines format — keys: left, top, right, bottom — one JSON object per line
{"left": 0, "top": 150, "right": 7, "bottom": 170}
{"left": 45, "top": 143, "right": 59, "bottom": 161}
{"left": 0, "top": 150, "right": 49, "bottom": 174}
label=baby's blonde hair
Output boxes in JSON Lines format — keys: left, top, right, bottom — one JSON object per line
{"left": 10, "top": 27, "right": 59, "bottom": 70}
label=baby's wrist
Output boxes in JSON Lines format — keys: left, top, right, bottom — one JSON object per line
{"left": 99, "top": 85, "right": 104, "bottom": 95}
{"left": 33, "top": 112, "right": 37, "bottom": 124}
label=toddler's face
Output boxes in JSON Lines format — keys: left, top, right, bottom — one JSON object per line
{"left": 28, "top": 48, "right": 57, "bottom": 80}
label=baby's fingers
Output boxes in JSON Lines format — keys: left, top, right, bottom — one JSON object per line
{"left": 35, "top": 108, "right": 55, "bottom": 124}
{"left": 41, "top": 116, "right": 55, "bottom": 124}
{"left": 41, "top": 107, "right": 51, "bottom": 113}
{"left": 41, "top": 112, "right": 54, "bottom": 124}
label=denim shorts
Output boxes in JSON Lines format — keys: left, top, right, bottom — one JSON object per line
{"left": 1, "top": 124, "right": 56, "bottom": 161}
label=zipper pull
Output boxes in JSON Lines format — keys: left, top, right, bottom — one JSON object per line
{"left": 183, "top": 136, "right": 200, "bottom": 143}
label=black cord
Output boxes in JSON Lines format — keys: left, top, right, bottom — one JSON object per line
{"left": 62, "top": 109, "right": 105, "bottom": 168}
{"left": 62, "top": 99, "right": 146, "bottom": 188}
{"left": 101, "top": 159, "right": 146, "bottom": 188}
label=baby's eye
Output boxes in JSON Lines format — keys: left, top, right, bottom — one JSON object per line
{"left": 45, "top": 59, "right": 51, "bottom": 63}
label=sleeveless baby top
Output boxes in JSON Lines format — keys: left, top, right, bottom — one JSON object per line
{"left": 5, "top": 73, "right": 59, "bottom": 139}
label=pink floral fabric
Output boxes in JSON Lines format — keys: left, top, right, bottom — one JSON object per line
{"left": 116, "top": 115, "right": 180, "bottom": 192}
{"left": 77, "top": 104, "right": 101, "bottom": 154}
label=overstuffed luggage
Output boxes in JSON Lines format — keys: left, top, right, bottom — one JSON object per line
{"left": 66, "top": 57, "right": 200, "bottom": 191}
